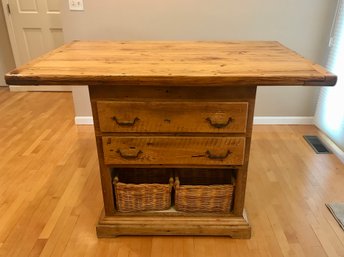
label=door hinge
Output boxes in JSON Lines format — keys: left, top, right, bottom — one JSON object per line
{"left": 7, "top": 3, "right": 11, "bottom": 14}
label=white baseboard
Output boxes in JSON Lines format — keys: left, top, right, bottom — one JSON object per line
{"left": 318, "top": 132, "right": 344, "bottom": 164}
{"left": 75, "top": 116, "right": 314, "bottom": 125}
{"left": 75, "top": 116, "right": 94, "bottom": 125}
{"left": 253, "top": 116, "right": 314, "bottom": 125}
{"left": 9, "top": 85, "right": 72, "bottom": 92}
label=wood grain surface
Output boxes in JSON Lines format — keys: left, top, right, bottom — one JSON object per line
{"left": 102, "top": 136, "right": 245, "bottom": 166}
{"left": 97, "top": 101, "right": 248, "bottom": 133}
{"left": 5, "top": 41, "right": 336, "bottom": 86}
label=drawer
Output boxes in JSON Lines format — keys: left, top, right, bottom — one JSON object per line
{"left": 102, "top": 136, "right": 245, "bottom": 166}
{"left": 97, "top": 101, "right": 248, "bottom": 133}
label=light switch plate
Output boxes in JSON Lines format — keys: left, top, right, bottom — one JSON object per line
{"left": 69, "top": 0, "right": 84, "bottom": 11}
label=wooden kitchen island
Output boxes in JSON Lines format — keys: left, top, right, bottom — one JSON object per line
{"left": 5, "top": 41, "right": 336, "bottom": 238}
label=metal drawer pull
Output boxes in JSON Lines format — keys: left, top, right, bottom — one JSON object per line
{"left": 112, "top": 116, "right": 139, "bottom": 126}
{"left": 116, "top": 149, "right": 143, "bottom": 159}
{"left": 206, "top": 117, "right": 233, "bottom": 128}
{"left": 206, "top": 150, "right": 231, "bottom": 160}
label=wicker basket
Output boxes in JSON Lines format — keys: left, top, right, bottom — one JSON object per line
{"left": 113, "top": 169, "right": 173, "bottom": 212}
{"left": 174, "top": 169, "right": 235, "bottom": 213}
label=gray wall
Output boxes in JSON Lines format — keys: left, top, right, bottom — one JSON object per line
{"left": 61, "top": 0, "right": 337, "bottom": 117}
{"left": 0, "top": 3, "right": 15, "bottom": 86}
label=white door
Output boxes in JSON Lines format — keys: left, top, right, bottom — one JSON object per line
{"left": 2, "top": 0, "right": 71, "bottom": 91}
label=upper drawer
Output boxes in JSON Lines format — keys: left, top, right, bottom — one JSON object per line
{"left": 96, "top": 101, "right": 248, "bottom": 133}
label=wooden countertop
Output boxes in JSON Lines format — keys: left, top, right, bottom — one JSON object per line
{"left": 5, "top": 41, "right": 336, "bottom": 87}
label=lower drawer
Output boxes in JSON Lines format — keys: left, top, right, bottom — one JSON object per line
{"left": 102, "top": 136, "right": 245, "bottom": 166}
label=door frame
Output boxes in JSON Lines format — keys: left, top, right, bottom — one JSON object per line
{"left": 2, "top": 0, "right": 21, "bottom": 66}
{"left": 1, "top": 0, "right": 71, "bottom": 92}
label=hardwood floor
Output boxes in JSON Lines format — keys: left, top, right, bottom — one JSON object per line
{"left": 0, "top": 88, "right": 343, "bottom": 257}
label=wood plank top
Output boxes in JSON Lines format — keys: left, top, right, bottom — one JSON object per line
{"left": 5, "top": 41, "right": 336, "bottom": 87}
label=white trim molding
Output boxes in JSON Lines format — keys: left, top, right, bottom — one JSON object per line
{"left": 253, "top": 116, "right": 314, "bottom": 125}
{"left": 318, "top": 131, "right": 344, "bottom": 164}
{"left": 9, "top": 86, "right": 72, "bottom": 92}
{"left": 75, "top": 116, "right": 314, "bottom": 125}
{"left": 1, "top": 0, "right": 21, "bottom": 66}
{"left": 75, "top": 116, "right": 93, "bottom": 125}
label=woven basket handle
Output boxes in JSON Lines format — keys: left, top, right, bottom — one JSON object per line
{"left": 169, "top": 177, "right": 174, "bottom": 191}
{"left": 174, "top": 176, "right": 180, "bottom": 188}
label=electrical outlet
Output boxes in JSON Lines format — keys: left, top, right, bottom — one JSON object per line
{"left": 69, "top": 0, "right": 84, "bottom": 11}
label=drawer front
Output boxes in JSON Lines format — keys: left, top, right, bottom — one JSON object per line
{"left": 102, "top": 136, "right": 245, "bottom": 166}
{"left": 97, "top": 101, "right": 248, "bottom": 133}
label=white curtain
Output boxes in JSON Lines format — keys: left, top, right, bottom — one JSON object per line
{"left": 315, "top": 0, "right": 344, "bottom": 151}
